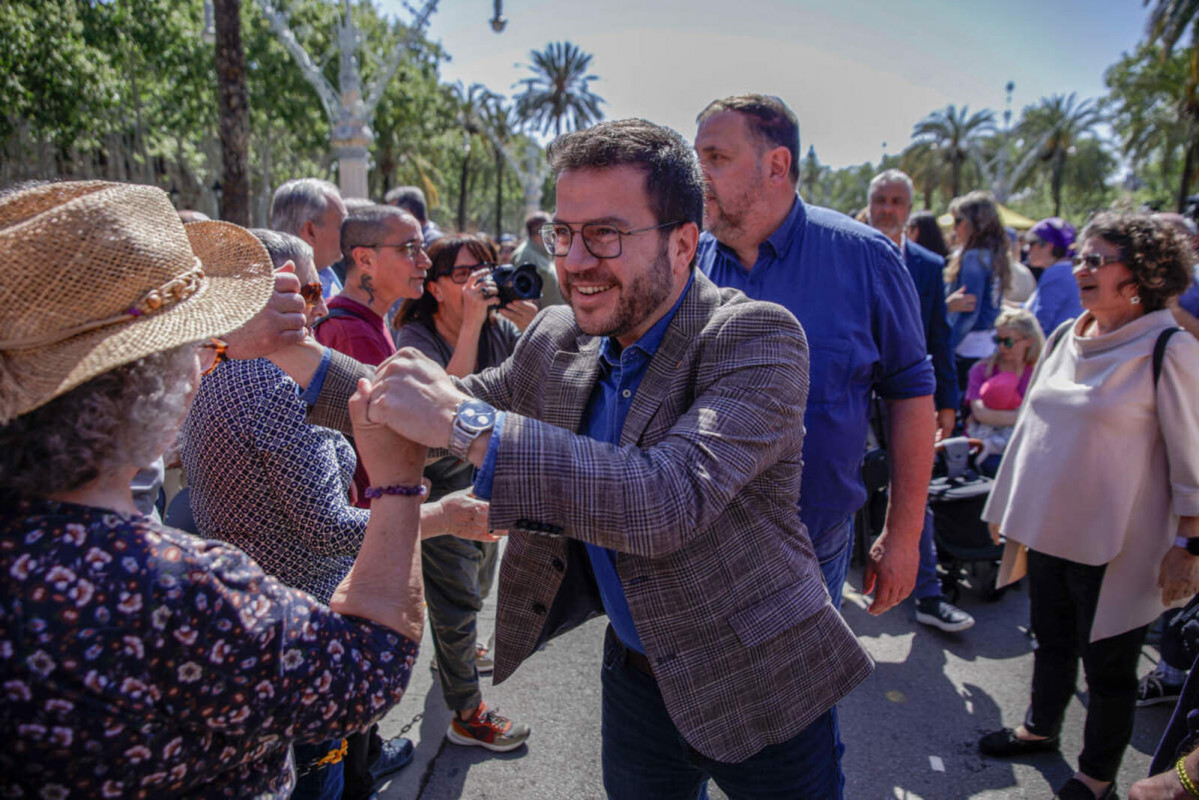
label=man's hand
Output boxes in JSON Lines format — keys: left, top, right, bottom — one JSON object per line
{"left": 224, "top": 272, "right": 307, "bottom": 359}
{"left": 935, "top": 408, "right": 956, "bottom": 442}
{"left": 862, "top": 530, "right": 919, "bottom": 614}
{"left": 367, "top": 348, "right": 468, "bottom": 448}
{"left": 421, "top": 488, "right": 504, "bottom": 542}
{"left": 498, "top": 299, "right": 539, "bottom": 332}
{"left": 1159, "top": 545, "right": 1199, "bottom": 606}
{"left": 349, "top": 377, "right": 426, "bottom": 484}
{"left": 946, "top": 286, "right": 977, "bottom": 314}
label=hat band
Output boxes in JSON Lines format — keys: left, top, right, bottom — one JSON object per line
{"left": 0, "top": 261, "right": 207, "bottom": 351}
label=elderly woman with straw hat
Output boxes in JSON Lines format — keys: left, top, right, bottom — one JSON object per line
{"left": 0, "top": 181, "right": 429, "bottom": 797}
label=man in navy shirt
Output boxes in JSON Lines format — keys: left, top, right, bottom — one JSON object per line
{"left": 694, "top": 95, "right": 935, "bottom": 615}
{"left": 868, "top": 169, "right": 974, "bottom": 633}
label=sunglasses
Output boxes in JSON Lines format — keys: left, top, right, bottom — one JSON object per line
{"left": 1026, "top": 236, "right": 1046, "bottom": 247}
{"left": 199, "top": 338, "right": 228, "bottom": 376}
{"left": 991, "top": 335, "right": 1020, "bottom": 348}
{"left": 299, "top": 281, "right": 323, "bottom": 308}
{"left": 1072, "top": 253, "right": 1122, "bottom": 271}
{"left": 953, "top": 217, "right": 966, "bottom": 225}
{"left": 434, "top": 263, "right": 495, "bottom": 284}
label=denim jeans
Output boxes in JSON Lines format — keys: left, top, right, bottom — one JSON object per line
{"left": 817, "top": 517, "right": 854, "bottom": 610}
{"left": 422, "top": 534, "right": 498, "bottom": 712}
{"left": 914, "top": 507, "right": 942, "bottom": 601}
{"left": 1024, "top": 550, "right": 1148, "bottom": 782}
{"left": 600, "top": 626, "right": 842, "bottom": 800}
{"left": 291, "top": 739, "right": 345, "bottom": 800}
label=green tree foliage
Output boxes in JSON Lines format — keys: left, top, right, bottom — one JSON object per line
{"left": 1016, "top": 93, "right": 1105, "bottom": 217}
{"left": 514, "top": 41, "right": 604, "bottom": 138}
{"left": 910, "top": 105, "right": 995, "bottom": 199}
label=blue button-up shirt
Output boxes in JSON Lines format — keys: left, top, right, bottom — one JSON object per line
{"left": 697, "top": 196, "right": 933, "bottom": 560}
{"left": 475, "top": 274, "right": 695, "bottom": 653}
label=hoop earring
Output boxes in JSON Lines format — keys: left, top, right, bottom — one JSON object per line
{"left": 1130, "top": 295, "right": 1142, "bottom": 305}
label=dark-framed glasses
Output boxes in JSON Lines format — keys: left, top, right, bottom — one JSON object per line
{"left": 992, "top": 334, "right": 1019, "bottom": 348}
{"left": 435, "top": 263, "right": 495, "bottom": 284}
{"left": 375, "top": 240, "right": 426, "bottom": 260}
{"left": 1072, "top": 253, "right": 1122, "bottom": 271}
{"left": 540, "top": 220, "right": 681, "bottom": 259}
{"left": 299, "top": 281, "right": 323, "bottom": 308}
{"left": 199, "top": 338, "right": 228, "bottom": 376}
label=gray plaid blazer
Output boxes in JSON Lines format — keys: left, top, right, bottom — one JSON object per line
{"left": 311, "top": 271, "right": 873, "bottom": 762}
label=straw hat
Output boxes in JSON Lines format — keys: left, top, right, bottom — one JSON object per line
{"left": 0, "top": 181, "right": 275, "bottom": 424}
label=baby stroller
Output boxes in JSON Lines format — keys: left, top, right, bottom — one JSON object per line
{"left": 929, "top": 437, "right": 1010, "bottom": 603}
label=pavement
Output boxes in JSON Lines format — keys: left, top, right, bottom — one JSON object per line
{"left": 374, "top": 549, "right": 1173, "bottom": 799}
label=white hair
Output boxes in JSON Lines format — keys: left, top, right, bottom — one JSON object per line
{"left": 271, "top": 178, "right": 342, "bottom": 236}
{"left": 868, "top": 169, "right": 914, "bottom": 203}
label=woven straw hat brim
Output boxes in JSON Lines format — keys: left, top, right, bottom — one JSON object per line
{"left": 0, "top": 219, "right": 274, "bottom": 424}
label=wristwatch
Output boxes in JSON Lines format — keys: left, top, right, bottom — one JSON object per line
{"left": 449, "top": 398, "right": 497, "bottom": 460}
{"left": 1174, "top": 536, "right": 1199, "bottom": 556}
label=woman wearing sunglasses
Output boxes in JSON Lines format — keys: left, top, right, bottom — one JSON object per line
{"left": 979, "top": 212, "right": 1199, "bottom": 800}
{"left": 394, "top": 233, "right": 532, "bottom": 753}
{"left": 0, "top": 182, "right": 429, "bottom": 797}
{"left": 962, "top": 308, "right": 1044, "bottom": 476}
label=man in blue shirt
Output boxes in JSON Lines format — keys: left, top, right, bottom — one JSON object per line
{"left": 694, "top": 95, "right": 935, "bottom": 615}
{"left": 868, "top": 169, "right": 975, "bottom": 633}
{"left": 343, "top": 118, "right": 871, "bottom": 798}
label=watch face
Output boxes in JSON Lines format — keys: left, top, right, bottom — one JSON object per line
{"left": 457, "top": 399, "right": 496, "bottom": 433}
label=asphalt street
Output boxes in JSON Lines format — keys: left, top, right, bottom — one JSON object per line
{"left": 375, "top": 550, "right": 1173, "bottom": 799}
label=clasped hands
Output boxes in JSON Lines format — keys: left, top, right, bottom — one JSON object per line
{"left": 361, "top": 348, "right": 470, "bottom": 449}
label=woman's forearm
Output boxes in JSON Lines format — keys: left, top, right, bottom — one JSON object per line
{"left": 970, "top": 399, "right": 1019, "bottom": 427}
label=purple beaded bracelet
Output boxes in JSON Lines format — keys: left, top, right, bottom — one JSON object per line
{"left": 363, "top": 484, "right": 428, "bottom": 500}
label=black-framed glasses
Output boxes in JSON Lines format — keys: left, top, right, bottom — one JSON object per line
{"left": 1072, "top": 253, "right": 1122, "bottom": 271}
{"left": 434, "top": 263, "right": 495, "bottom": 284}
{"left": 992, "top": 335, "right": 1019, "bottom": 348}
{"left": 375, "top": 240, "right": 426, "bottom": 260}
{"left": 541, "top": 220, "right": 682, "bottom": 259}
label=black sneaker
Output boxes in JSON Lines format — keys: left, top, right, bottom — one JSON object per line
{"left": 915, "top": 596, "right": 975, "bottom": 632}
{"left": 1137, "top": 669, "right": 1183, "bottom": 707}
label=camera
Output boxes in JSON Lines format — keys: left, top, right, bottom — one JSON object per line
{"left": 490, "top": 263, "right": 542, "bottom": 308}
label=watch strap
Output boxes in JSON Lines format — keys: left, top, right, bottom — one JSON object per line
{"left": 1175, "top": 536, "right": 1199, "bottom": 556}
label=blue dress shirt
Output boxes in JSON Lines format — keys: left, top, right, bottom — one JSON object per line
{"left": 475, "top": 274, "right": 695, "bottom": 653}
{"left": 697, "top": 196, "right": 933, "bottom": 560}
{"left": 1024, "top": 258, "right": 1083, "bottom": 337}
{"left": 903, "top": 239, "right": 960, "bottom": 413}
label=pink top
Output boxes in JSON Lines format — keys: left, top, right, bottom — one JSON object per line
{"left": 965, "top": 361, "right": 1032, "bottom": 410}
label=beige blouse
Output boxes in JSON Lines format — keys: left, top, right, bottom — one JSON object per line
{"left": 985, "top": 309, "right": 1199, "bottom": 641}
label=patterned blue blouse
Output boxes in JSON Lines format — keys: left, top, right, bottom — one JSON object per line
{"left": 181, "top": 358, "right": 369, "bottom": 605}
{"left": 0, "top": 497, "right": 417, "bottom": 798}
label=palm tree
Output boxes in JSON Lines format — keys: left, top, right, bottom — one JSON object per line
{"left": 449, "top": 81, "right": 495, "bottom": 230}
{"left": 1018, "top": 93, "right": 1104, "bottom": 216}
{"left": 1142, "top": 0, "right": 1199, "bottom": 209}
{"left": 910, "top": 105, "right": 995, "bottom": 198}
{"left": 899, "top": 141, "right": 943, "bottom": 209}
{"left": 480, "top": 95, "right": 520, "bottom": 238}
{"left": 514, "top": 41, "right": 604, "bottom": 138}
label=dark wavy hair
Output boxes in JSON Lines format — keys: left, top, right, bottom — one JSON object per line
{"left": 1080, "top": 212, "right": 1194, "bottom": 313}
{"left": 907, "top": 211, "right": 949, "bottom": 259}
{"left": 397, "top": 233, "right": 497, "bottom": 330}
{"left": 946, "top": 191, "right": 1010, "bottom": 293}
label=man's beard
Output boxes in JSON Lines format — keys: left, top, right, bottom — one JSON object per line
{"left": 702, "top": 169, "right": 764, "bottom": 242}
{"left": 565, "top": 245, "right": 674, "bottom": 341}
{"left": 871, "top": 214, "right": 903, "bottom": 241}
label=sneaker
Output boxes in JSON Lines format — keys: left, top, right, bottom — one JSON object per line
{"left": 915, "top": 596, "right": 975, "bottom": 632}
{"left": 1137, "top": 669, "right": 1183, "bottom": 707}
{"left": 475, "top": 643, "right": 494, "bottom": 676}
{"left": 367, "top": 736, "right": 414, "bottom": 785}
{"left": 447, "top": 702, "right": 530, "bottom": 753}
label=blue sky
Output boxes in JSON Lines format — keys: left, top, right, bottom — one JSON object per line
{"left": 378, "top": 0, "right": 1151, "bottom": 167}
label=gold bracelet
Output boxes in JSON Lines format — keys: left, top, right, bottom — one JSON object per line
{"left": 1177, "top": 755, "right": 1199, "bottom": 798}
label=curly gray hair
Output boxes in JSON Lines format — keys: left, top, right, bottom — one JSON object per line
{"left": 0, "top": 345, "right": 197, "bottom": 496}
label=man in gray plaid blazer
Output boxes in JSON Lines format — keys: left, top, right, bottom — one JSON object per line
{"left": 293, "top": 119, "right": 872, "bottom": 798}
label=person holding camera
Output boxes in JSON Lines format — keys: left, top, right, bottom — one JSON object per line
{"left": 394, "top": 232, "right": 533, "bottom": 753}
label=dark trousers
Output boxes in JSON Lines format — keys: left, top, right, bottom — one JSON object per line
{"left": 1024, "top": 550, "right": 1149, "bottom": 782}
{"left": 423, "top": 535, "right": 498, "bottom": 712}
{"left": 600, "top": 625, "right": 842, "bottom": 800}
{"left": 341, "top": 725, "right": 381, "bottom": 800}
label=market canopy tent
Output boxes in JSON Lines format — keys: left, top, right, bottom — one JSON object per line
{"left": 938, "top": 204, "right": 1037, "bottom": 231}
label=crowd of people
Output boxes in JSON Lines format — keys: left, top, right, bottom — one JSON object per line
{"left": 3, "top": 93, "right": 1199, "bottom": 799}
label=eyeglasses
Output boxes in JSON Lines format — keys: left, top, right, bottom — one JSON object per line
{"left": 375, "top": 241, "right": 426, "bottom": 261}
{"left": 434, "top": 263, "right": 495, "bottom": 284}
{"left": 953, "top": 217, "right": 966, "bottom": 226}
{"left": 199, "top": 338, "right": 228, "bottom": 376}
{"left": 1026, "top": 236, "right": 1046, "bottom": 247}
{"left": 541, "top": 220, "right": 681, "bottom": 259}
{"left": 992, "top": 335, "right": 1019, "bottom": 348}
{"left": 1072, "top": 253, "right": 1123, "bottom": 271}
{"left": 299, "top": 281, "right": 323, "bottom": 308}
